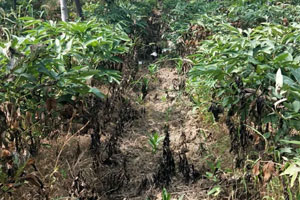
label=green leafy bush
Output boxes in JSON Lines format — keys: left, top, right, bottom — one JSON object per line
{"left": 190, "top": 22, "right": 300, "bottom": 195}
{"left": 0, "top": 17, "right": 130, "bottom": 100}
{"left": 227, "top": 1, "right": 300, "bottom": 28}
{"left": 0, "top": 17, "right": 131, "bottom": 193}
{"left": 83, "top": 0, "right": 154, "bottom": 35}
{"left": 157, "top": 0, "right": 228, "bottom": 58}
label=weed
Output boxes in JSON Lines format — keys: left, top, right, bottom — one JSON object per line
{"left": 208, "top": 185, "right": 222, "bottom": 197}
{"left": 162, "top": 188, "right": 171, "bottom": 200}
{"left": 164, "top": 107, "right": 173, "bottom": 122}
{"left": 142, "top": 77, "right": 149, "bottom": 100}
{"left": 161, "top": 188, "right": 184, "bottom": 200}
{"left": 175, "top": 58, "right": 183, "bottom": 74}
{"left": 148, "top": 132, "right": 164, "bottom": 154}
{"left": 161, "top": 95, "right": 167, "bottom": 102}
{"left": 148, "top": 63, "right": 158, "bottom": 77}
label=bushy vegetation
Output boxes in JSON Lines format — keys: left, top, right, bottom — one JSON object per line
{"left": 188, "top": 0, "right": 300, "bottom": 199}
{"left": 2, "top": 0, "right": 300, "bottom": 199}
{"left": 0, "top": 2, "right": 131, "bottom": 195}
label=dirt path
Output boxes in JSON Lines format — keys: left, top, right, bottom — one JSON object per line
{"left": 14, "top": 63, "right": 232, "bottom": 200}
{"left": 114, "top": 66, "right": 223, "bottom": 200}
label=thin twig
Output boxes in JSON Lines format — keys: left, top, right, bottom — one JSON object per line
{"left": 52, "top": 120, "right": 90, "bottom": 175}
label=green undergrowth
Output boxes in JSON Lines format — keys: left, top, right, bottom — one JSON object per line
{"left": 188, "top": 5, "right": 300, "bottom": 199}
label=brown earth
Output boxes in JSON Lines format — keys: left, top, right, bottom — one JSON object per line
{"left": 8, "top": 64, "right": 234, "bottom": 200}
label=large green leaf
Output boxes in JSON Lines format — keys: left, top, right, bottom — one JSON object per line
{"left": 274, "top": 52, "right": 293, "bottom": 62}
{"left": 89, "top": 87, "right": 105, "bottom": 98}
{"left": 291, "top": 68, "right": 300, "bottom": 84}
{"left": 280, "top": 163, "right": 300, "bottom": 188}
{"left": 292, "top": 101, "right": 300, "bottom": 113}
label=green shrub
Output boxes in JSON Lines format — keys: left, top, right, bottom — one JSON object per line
{"left": 190, "top": 22, "right": 300, "bottom": 196}
{"left": 0, "top": 17, "right": 131, "bottom": 193}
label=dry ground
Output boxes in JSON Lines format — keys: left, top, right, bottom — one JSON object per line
{"left": 9, "top": 65, "right": 234, "bottom": 200}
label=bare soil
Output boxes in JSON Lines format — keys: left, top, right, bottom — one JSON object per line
{"left": 8, "top": 64, "right": 234, "bottom": 200}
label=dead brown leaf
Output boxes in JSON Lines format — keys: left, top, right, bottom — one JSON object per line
{"left": 46, "top": 98, "right": 57, "bottom": 112}
{"left": 11, "top": 119, "right": 19, "bottom": 129}
{"left": 263, "top": 161, "right": 275, "bottom": 183}
{"left": 25, "top": 111, "right": 32, "bottom": 129}
{"left": 282, "top": 18, "right": 289, "bottom": 26}
{"left": 253, "top": 133, "right": 260, "bottom": 145}
{"left": 252, "top": 161, "right": 260, "bottom": 176}
{"left": 1, "top": 149, "right": 11, "bottom": 158}
{"left": 26, "top": 158, "right": 35, "bottom": 166}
